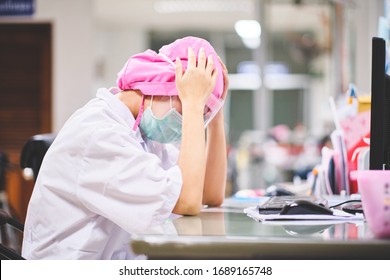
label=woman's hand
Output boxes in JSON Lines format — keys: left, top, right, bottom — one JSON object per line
{"left": 209, "top": 57, "right": 229, "bottom": 125}
{"left": 175, "top": 47, "right": 218, "bottom": 111}
{"left": 219, "top": 56, "right": 229, "bottom": 100}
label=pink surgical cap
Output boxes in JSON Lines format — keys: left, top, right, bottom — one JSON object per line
{"left": 116, "top": 36, "right": 224, "bottom": 110}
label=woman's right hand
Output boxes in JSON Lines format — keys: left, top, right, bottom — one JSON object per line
{"left": 175, "top": 47, "right": 218, "bottom": 111}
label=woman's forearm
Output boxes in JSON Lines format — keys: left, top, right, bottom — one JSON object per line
{"left": 203, "top": 113, "right": 227, "bottom": 206}
{"left": 174, "top": 105, "right": 206, "bottom": 215}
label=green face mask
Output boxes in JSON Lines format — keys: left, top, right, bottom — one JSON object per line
{"left": 139, "top": 98, "right": 182, "bottom": 144}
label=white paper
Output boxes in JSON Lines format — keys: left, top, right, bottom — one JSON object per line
{"left": 244, "top": 206, "right": 365, "bottom": 222}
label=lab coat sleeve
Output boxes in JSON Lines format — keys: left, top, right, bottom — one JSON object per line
{"left": 76, "top": 125, "right": 182, "bottom": 234}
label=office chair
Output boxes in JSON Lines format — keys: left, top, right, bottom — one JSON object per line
{"left": 0, "top": 151, "right": 23, "bottom": 256}
{"left": 20, "top": 133, "right": 56, "bottom": 182}
{"left": 0, "top": 209, "right": 24, "bottom": 260}
{"left": 0, "top": 151, "right": 9, "bottom": 195}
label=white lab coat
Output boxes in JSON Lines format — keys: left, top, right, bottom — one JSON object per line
{"left": 22, "top": 88, "right": 182, "bottom": 259}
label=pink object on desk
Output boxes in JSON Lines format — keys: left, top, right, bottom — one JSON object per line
{"left": 340, "top": 111, "right": 371, "bottom": 194}
{"left": 352, "top": 170, "right": 390, "bottom": 238}
{"left": 340, "top": 111, "right": 370, "bottom": 151}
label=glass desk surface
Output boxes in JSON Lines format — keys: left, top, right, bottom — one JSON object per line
{"left": 130, "top": 197, "right": 390, "bottom": 259}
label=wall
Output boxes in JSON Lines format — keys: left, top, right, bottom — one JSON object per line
{"left": 34, "top": 0, "right": 150, "bottom": 131}
{"left": 94, "top": 26, "right": 147, "bottom": 89}
{"left": 354, "top": 0, "right": 383, "bottom": 94}
{"left": 34, "top": 0, "right": 94, "bottom": 131}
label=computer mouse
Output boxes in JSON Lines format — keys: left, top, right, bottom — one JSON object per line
{"left": 280, "top": 199, "right": 334, "bottom": 215}
{"left": 265, "top": 185, "right": 295, "bottom": 196}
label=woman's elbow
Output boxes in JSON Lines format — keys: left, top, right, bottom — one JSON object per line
{"left": 203, "top": 196, "right": 224, "bottom": 207}
{"left": 172, "top": 200, "right": 202, "bottom": 216}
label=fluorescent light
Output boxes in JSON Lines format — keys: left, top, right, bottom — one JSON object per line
{"left": 228, "top": 73, "right": 261, "bottom": 90}
{"left": 234, "top": 20, "right": 261, "bottom": 38}
{"left": 241, "top": 37, "right": 260, "bottom": 49}
{"left": 234, "top": 20, "right": 261, "bottom": 49}
{"left": 154, "top": 0, "right": 253, "bottom": 14}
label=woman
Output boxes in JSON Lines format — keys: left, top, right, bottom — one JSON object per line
{"left": 22, "top": 36, "right": 228, "bottom": 259}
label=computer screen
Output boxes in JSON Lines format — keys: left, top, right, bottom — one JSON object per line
{"left": 370, "top": 37, "right": 390, "bottom": 170}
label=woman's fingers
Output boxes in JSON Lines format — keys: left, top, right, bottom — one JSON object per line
{"left": 175, "top": 47, "right": 218, "bottom": 107}
{"left": 175, "top": 57, "right": 183, "bottom": 79}
{"left": 217, "top": 56, "right": 229, "bottom": 100}
{"left": 187, "top": 47, "right": 215, "bottom": 72}
{"left": 187, "top": 47, "right": 196, "bottom": 69}
{"left": 218, "top": 56, "right": 228, "bottom": 73}
{"left": 197, "top": 47, "right": 206, "bottom": 68}
{"left": 205, "top": 54, "right": 215, "bottom": 75}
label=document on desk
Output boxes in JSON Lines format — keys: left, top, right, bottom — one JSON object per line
{"left": 244, "top": 206, "right": 364, "bottom": 223}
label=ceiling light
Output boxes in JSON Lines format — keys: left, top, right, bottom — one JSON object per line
{"left": 154, "top": 0, "right": 253, "bottom": 13}
{"left": 234, "top": 20, "right": 261, "bottom": 49}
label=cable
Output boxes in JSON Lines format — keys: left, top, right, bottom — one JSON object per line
{"left": 329, "top": 199, "right": 362, "bottom": 209}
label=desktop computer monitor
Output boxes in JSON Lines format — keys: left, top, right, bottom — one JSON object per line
{"left": 370, "top": 37, "right": 390, "bottom": 170}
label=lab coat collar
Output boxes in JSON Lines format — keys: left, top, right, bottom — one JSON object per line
{"left": 96, "top": 88, "right": 144, "bottom": 143}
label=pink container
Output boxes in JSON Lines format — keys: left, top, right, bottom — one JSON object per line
{"left": 351, "top": 170, "right": 390, "bottom": 238}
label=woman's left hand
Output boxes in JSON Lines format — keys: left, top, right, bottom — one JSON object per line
{"left": 209, "top": 57, "right": 229, "bottom": 125}
{"left": 219, "top": 57, "right": 229, "bottom": 100}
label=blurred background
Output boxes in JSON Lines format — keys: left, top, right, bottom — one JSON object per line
{"left": 0, "top": 0, "right": 385, "bottom": 222}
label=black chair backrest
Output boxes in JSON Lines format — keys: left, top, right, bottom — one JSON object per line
{"left": 20, "top": 133, "right": 56, "bottom": 181}
{"left": 0, "top": 152, "right": 8, "bottom": 192}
